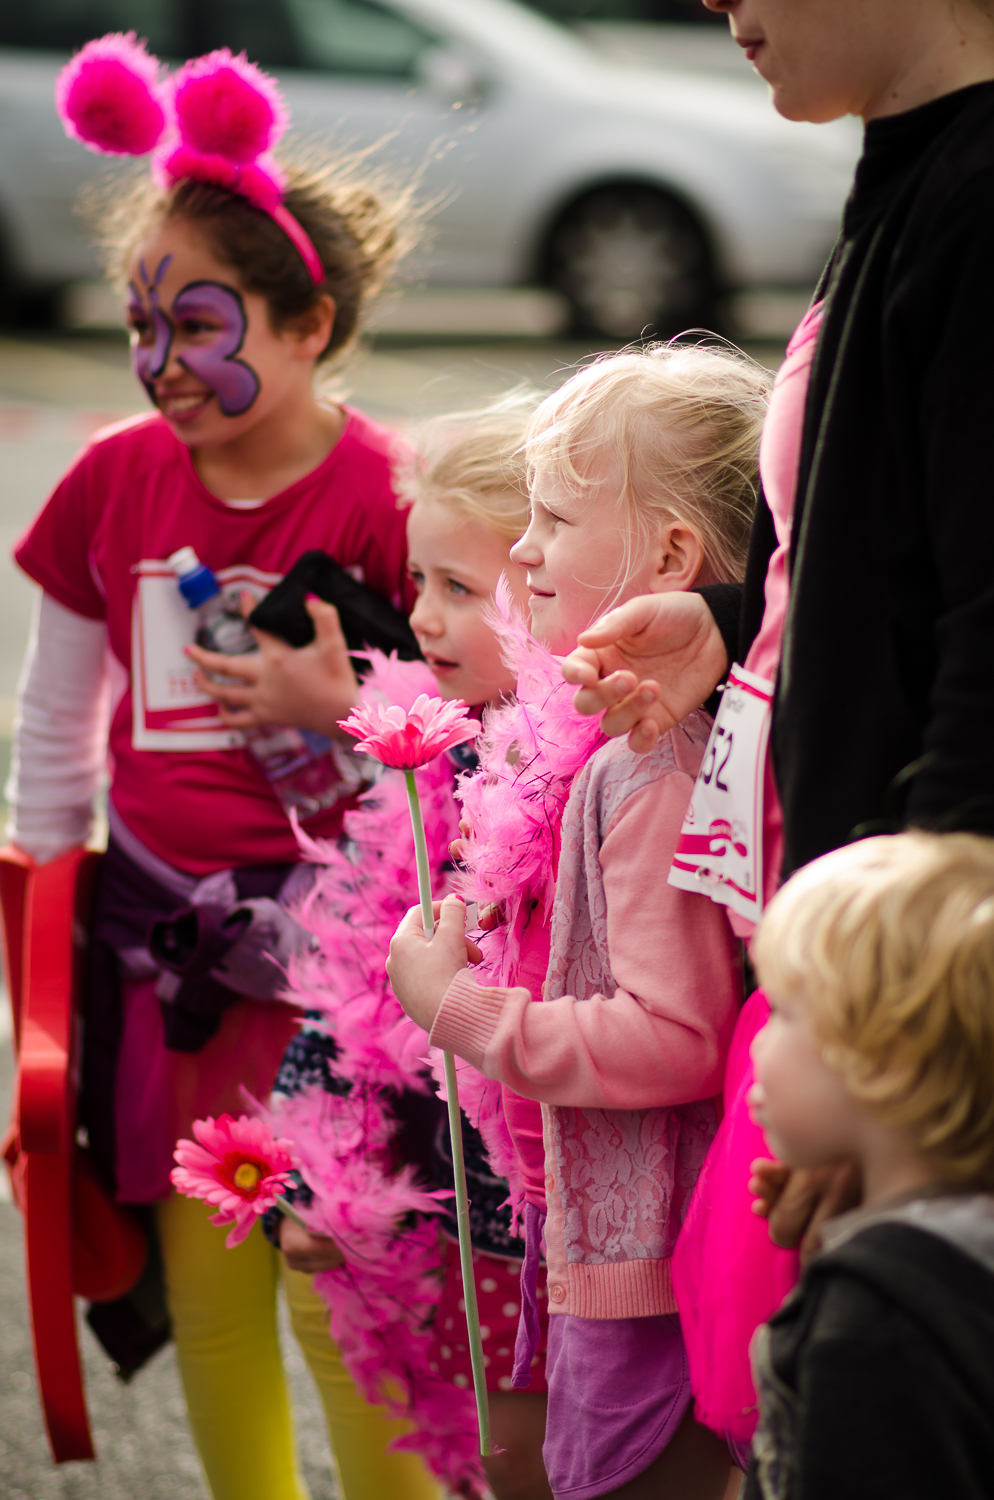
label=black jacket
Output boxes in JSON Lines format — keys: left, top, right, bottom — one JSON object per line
{"left": 744, "top": 1215, "right": 994, "bottom": 1500}
{"left": 739, "top": 82, "right": 994, "bottom": 877}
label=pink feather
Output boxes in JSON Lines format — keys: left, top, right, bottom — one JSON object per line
{"left": 456, "top": 578, "right": 605, "bottom": 980}
{"left": 171, "top": 49, "right": 288, "bottom": 162}
{"left": 260, "top": 654, "right": 486, "bottom": 1494}
{"left": 55, "top": 32, "right": 166, "bottom": 156}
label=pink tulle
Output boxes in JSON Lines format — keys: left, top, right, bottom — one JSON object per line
{"left": 671, "top": 990, "right": 800, "bottom": 1448}
{"left": 55, "top": 32, "right": 166, "bottom": 156}
{"left": 170, "top": 49, "right": 287, "bottom": 162}
{"left": 262, "top": 654, "right": 486, "bottom": 1495}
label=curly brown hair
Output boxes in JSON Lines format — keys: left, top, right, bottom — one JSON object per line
{"left": 93, "top": 152, "right": 418, "bottom": 368}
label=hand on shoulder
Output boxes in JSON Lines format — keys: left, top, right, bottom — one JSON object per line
{"left": 562, "top": 592, "right": 728, "bottom": 753}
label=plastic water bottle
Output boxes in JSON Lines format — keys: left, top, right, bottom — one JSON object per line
{"left": 168, "top": 547, "right": 367, "bottom": 819}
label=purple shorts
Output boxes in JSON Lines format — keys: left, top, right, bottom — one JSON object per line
{"left": 542, "top": 1312, "right": 692, "bottom": 1500}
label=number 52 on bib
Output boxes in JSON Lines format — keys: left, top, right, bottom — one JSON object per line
{"left": 667, "top": 664, "right": 774, "bottom": 924}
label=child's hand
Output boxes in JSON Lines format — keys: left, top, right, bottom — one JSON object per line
{"left": 562, "top": 593, "right": 728, "bottom": 753}
{"left": 186, "top": 595, "right": 360, "bottom": 739}
{"left": 278, "top": 1215, "right": 346, "bottom": 1273}
{"left": 387, "top": 894, "right": 483, "bottom": 1032}
{"left": 750, "top": 1158, "right": 862, "bottom": 1265}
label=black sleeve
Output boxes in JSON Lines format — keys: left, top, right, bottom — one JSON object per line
{"left": 692, "top": 581, "right": 743, "bottom": 716}
{"left": 895, "top": 167, "right": 994, "bottom": 833}
{"left": 795, "top": 1292, "right": 987, "bottom": 1500}
{"left": 738, "top": 488, "right": 778, "bottom": 663}
{"left": 693, "top": 582, "right": 743, "bottom": 670}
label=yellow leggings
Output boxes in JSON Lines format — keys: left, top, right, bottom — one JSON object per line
{"left": 156, "top": 1193, "right": 444, "bottom": 1500}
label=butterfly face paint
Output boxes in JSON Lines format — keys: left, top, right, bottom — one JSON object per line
{"left": 128, "top": 263, "right": 261, "bottom": 418}
{"left": 129, "top": 255, "right": 173, "bottom": 395}
{"left": 171, "top": 282, "right": 261, "bottom": 417}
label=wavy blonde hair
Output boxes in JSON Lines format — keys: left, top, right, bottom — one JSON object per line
{"left": 395, "top": 388, "right": 541, "bottom": 540}
{"left": 524, "top": 343, "right": 771, "bottom": 588}
{"left": 753, "top": 832, "right": 994, "bottom": 1187}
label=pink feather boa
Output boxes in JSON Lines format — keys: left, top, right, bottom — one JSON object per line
{"left": 259, "top": 625, "right": 602, "bottom": 1492}
{"left": 455, "top": 580, "right": 606, "bottom": 982}
{"left": 262, "top": 653, "right": 484, "bottom": 1496}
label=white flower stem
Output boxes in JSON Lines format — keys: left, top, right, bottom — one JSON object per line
{"left": 404, "top": 768, "right": 492, "bottom": 1457}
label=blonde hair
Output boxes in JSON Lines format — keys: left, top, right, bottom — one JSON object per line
{"left": 525, "top": 343, "right": 771, "bottom": 588}
{"left": 395, "top": 388, "right": 541, "bottom": 541}
{"left": 753, "top": 832, "right": 994, "bottom": 1187}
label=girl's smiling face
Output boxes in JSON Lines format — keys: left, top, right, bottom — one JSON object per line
{"left": 406, "top": 499, "right": 531, "bottom": 709}
{"left": 510, "top": 467, "right": 705, "bottom": 656}
{"left": 127, "top": 215, "right": 332, "bottom": 448}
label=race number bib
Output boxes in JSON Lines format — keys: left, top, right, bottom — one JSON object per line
{"left": 667, "top": 664, "right": 773, "bottom": 924}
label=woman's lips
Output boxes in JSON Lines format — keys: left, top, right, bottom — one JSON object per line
{"left": 735, "top": 36, "right": 764, "bottom": 63}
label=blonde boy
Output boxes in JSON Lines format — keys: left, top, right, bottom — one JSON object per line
{"left": 744, "top": 832, "right": 994, "bottom": 1499}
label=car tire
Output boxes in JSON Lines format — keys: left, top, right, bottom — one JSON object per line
{"left": 545, "top": 184, "right": 717, "bottom": 341}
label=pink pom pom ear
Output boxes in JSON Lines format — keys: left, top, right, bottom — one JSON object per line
{"left": 55, "top": 32, "right": 166, "bottom": 156}
{"left": 171, "top": 50, "right": 288, "bottom": 165}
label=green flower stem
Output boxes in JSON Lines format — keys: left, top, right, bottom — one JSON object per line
{"left": 274, "top": 1196, "right": 310, "bottom": 1231}
{"left": 404, "top": 768, "right": 492, "bottom": 1457}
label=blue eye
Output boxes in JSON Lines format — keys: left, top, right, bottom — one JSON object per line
{"left": 447, "top": 578, "right": 471, "bottom": 596}
{"left": 408, "top": 569, "right": 425, "bottom": 591}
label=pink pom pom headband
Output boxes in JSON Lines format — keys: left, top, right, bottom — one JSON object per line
{"left": 55, "top": 32, "right": 324, "bottom": 286}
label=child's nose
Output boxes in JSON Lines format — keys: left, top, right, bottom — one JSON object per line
{"left": 510, "top": 530, "right": 542, "bottom": 567}
{"left": 409, "top": 595, "right": 442, "bottom": 637}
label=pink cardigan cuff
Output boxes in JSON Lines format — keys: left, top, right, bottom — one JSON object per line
{"left": 430, "top": 970, "right": 505, "bottom": 1070}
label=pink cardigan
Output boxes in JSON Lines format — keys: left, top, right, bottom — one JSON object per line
{"left": 432, "top": 714, "right": 741, "bottom": 1319}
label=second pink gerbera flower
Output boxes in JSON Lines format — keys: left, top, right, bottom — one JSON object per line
{"left": 338, "top": 694, "right": 481, "bottom": 770}
{"left": 171, "top": 1112, "right": 297, "bottom": 1247}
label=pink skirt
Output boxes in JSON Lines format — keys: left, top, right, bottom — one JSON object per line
{"left": 671, "top": 989, "right": 799, "bottom": 1452}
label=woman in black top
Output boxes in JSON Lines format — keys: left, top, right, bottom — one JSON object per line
{"left": 567, "top": 0, "right": 994, "bottom": 876}
{"left": 561, "top": 0, "right": 994, "bottom": 1487}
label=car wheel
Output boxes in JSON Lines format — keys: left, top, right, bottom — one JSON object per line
{"left": 545, "top": 184, "right": 716, "bottom": 341}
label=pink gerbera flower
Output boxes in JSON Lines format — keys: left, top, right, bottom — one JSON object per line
{"left": 338, "top": 694, "right": 481, "bottom": 770}
{"left": 171, "top": 1113, "right": 296, "bottom": 1247}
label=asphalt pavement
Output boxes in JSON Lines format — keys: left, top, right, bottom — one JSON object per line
{"left": 0, "top": 318, "right": 787, "bottom": 1498}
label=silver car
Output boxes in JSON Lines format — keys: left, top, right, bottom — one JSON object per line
{"left": 0, "top": 0, "right": 859, "bottom": 338}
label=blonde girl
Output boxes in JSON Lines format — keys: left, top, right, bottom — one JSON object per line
{"left": 198, "top": 393, "right": 557, "bottom": 1500}
{"left": 389, "top": 343, "right": 770, "bottom": 1500}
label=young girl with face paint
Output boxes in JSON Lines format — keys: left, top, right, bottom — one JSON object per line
{"left": 195, "top": 393, "right": 555, "bottom": 1497}
{"left": 388, "top": 345, "right": 770, "bottom": 1500}
{"left": 6, "top": 40, "right": 438, "bottom": 1500}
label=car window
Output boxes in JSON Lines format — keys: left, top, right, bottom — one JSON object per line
{"left": 282, "top": 0, "right": 437, "bottom": 78}
{"left": 0, "top": 0, "right": 182, "bottom": 54}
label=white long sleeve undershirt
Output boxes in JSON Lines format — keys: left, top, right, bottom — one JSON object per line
{"left": 5, "top": 592, "right": 110, "bottom": 863}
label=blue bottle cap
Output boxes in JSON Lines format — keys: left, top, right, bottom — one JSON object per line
{"left": 168, "top": 546, "right": 220, "bottom": 609}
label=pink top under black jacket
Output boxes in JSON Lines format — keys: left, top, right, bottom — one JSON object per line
{"left": 433, "top": 713, "right": 742, "bottom": 1319}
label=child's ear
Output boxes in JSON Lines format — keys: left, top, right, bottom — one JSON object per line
{"left": 650, "top": 521, "right": 705, "bottom": 593}
{"left": 286, "top": 294, "right": 336, "bottom": 358}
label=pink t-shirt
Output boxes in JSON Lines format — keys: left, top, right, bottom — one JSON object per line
{"left": 728, "top": 303, "right": 824, "bottom": 937}
{"left": 15, "top": 407, "right": 414, "bottom": 873}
